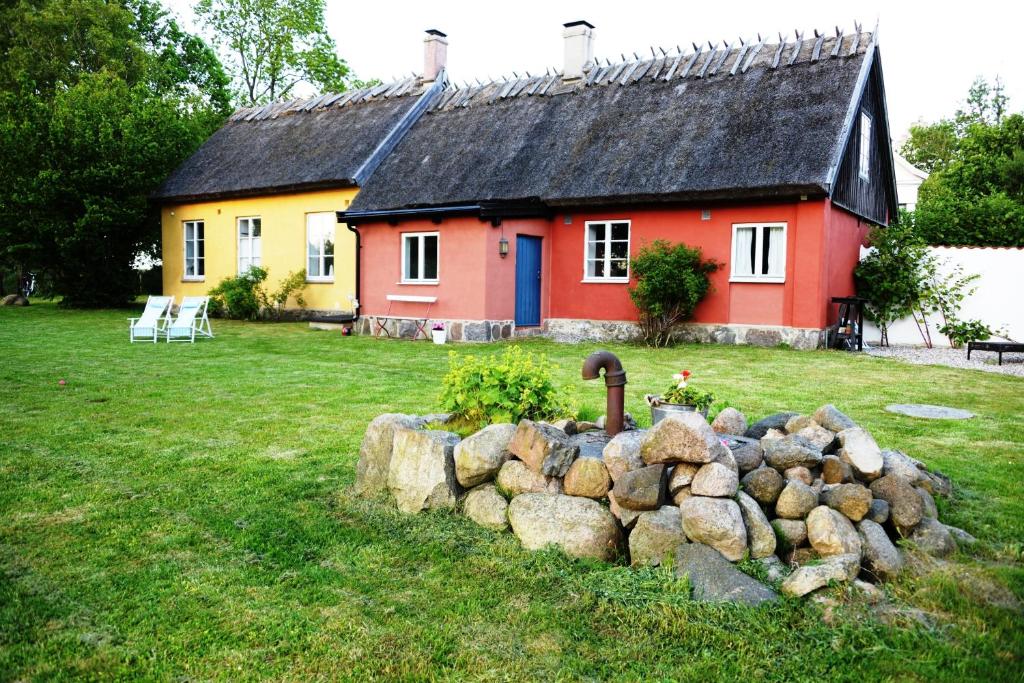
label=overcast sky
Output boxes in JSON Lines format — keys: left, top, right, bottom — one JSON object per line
{"left": 164, "top": 0, "right": 1021, "bottom": 140}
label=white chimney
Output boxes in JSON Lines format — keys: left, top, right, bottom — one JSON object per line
{"left": 562, "top": 20, "right": 595, "bottom": 81}
{"left": 423, "top": 29, "right": 448, "bottom": 82}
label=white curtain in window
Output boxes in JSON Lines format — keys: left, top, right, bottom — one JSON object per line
{"left": 766, "top": 226, "right": 784, "bottom": 276}
{"left": 734, "top": 227, "right": 754, "bottom": 276}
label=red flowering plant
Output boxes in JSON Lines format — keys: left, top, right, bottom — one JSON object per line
{"left": 659, "top": 368, "right": 714, "bottom": 411}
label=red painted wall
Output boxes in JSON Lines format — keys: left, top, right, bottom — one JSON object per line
{"left": 823, "top": 200, "right": 873, "bottom": 326}
{"left": 356, "top": 199, "right": 865, "bottom": 331}
{"left": 357, "top": 216, "right": 551, "bottom": 321}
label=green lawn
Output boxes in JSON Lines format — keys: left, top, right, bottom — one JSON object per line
{"left": 1, "top": 303, "right": 1022, "bottom": 681}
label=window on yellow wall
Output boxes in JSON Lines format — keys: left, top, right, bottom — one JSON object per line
{"left": 183, "top": 220, "right": 204, "bottom": 280}
{"left": 238, "top": 217, "right": 262, "bottom": 273}
{"left": 306, "top": 213, "right": 335, "bottom": 282}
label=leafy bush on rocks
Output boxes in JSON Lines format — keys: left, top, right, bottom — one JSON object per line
{"left": 439, "top": 346, "right": 575, "bottom": 429}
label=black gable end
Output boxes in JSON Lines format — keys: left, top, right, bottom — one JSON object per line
{"left": 829, "top": 46, "right": 898, "bottom": 225}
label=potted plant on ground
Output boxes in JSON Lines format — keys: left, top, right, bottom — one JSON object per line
{"left": 646, "top": 369, "right": 715, "bottom": 425}
{"left": 431, "top": 322, "right": 447, "bottom": 345}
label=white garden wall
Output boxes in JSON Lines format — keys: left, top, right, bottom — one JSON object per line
{"left": 861, "top": 246, "right": 1024, "bottom": 347}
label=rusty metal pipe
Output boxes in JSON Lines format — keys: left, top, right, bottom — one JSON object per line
{"left": 581, "top": 351, "right": 627, "bottom": 436}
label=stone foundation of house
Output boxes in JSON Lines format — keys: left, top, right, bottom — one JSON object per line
{"left": 542, "top": 319, "right": 825, "bottom": 350}
{"left": 349, "top": 316, "right": 825, "bottom": 349}
{"left": 351, "top": 316, "right": 516, "bottom": 342}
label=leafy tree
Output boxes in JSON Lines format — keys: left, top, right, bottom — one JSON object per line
{"left": 854, "top": 217, "right": 927, "bottom": 346}
{"left": 901, "top": 77, "right": 1024, "bottom": 247}
{"left": 0, "top": 0, "right": 230, "bottom": 306}
{"left": 195, "top": 0, "right": 360, "bottom": 106}
{"left": 628, "top": 240, "right": 720, "bottom": 347}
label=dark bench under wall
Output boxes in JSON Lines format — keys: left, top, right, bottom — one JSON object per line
{"left": 967, "top": 341, "right": 1024, "bottom": 366}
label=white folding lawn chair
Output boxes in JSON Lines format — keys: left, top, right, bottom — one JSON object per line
{"left": 128, "top": 296, "right": 174, "bottom": 343}
{"left": 166, "top": 296, "right": 213, "bottom": 343}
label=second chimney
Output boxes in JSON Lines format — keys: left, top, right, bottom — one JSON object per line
{"left": 423, "top": 29, "right": 448, "bottom": 82}
{"left": 562, "top": 20, "right": 595, "bottom": 81}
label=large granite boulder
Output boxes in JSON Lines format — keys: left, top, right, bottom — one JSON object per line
{"left": 602, "top": 430, "right": 646, "bottom": 482}
{"left": 772, "top": 518, "right": 808, "bottom": 549}
{"left": 813, "top": 404, "right": 857, "bottom": 433}
{"left": 463, "top": 484, "right": 510, "bottom": 531}
{"left": 676, "top": 543, "right": 779, "bottom": 605}
{"left": 496, "top": 460, "right": 562, "bottom": 497}
{"left": 629, "top": 506, "right": 686, "bottom": 567}
{"left": 640, "top": 412, "right": 720, "bottom": 465}
{"left": 690, "top": 462, "right": 738, "bottom": 497}
{"left": 780, "top": 553, "right": 860, "bottom": 597}
{"left": 355, "top": 413, "right": 425, "bottom": 495}
{"left": 869, "top": 474, "right": 924, "bottom": 534}
{"left": 737, "top": 491, "right": 776, "bottom": 559}
{"left": 881, "top": 449, "right": 925, "bottom": 486}
{"left": 608, "top": 491, "right": 643, "bottom": 529}
{"left": 762, "top": 434, "right": 823, "bottom": 471}
{"left": 858, "top": 519, "right": 904, "bottom": 580}
{"left": 454, "top": 423, "right": 515, "bottom": 488}
{"left": 909, "top": 517, "right": 957, "bottom": 558}
{"left": 744, "top": 412, "right": 799, "bottom": 440}
{"left": 508, "top": 493, "right": 621, "bottom": 561}
{"left": 387, "top": 428, "right": 461, "bottom": 513}
{"left": 741, "top": 467, "right": 785, "bottom": 505}
{"left": 821, "top": 455, "right": 853, "bottom": 484}
{"left": 679, "top": 496, "right": 748, "bottom": 562}
{"left": 775, "top": 481, "right": 818, "bottom": 520}
{"left": 563, "top": 456, "right": 612, "bottom": 499}
{"left": 837, "top": 427, "right": 883, "bottom": 480}
{"left": 796, "top": 424, "right": 837, "bottom": 452}
{"left": 820, "top": 483, "right": 873, "bottom": 522}
{"left": 732, "top": 442, "right": 764, "bottom": 473}
{"left": 710, "top": 407, "right": 747, "bottom": 436}
{"left": 806, "top": 506, "right": 862, "bottom": 558}
{"left": 668, "top": 463, "right": 700, "bottom": 494}
{"left": 508, "top": 420, "right": 579, "bottom": 477}
{"left": 611, "top": 464, "right": 665, "bottom": 511}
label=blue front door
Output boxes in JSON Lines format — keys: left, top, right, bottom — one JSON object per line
{"left": 515, "top": 235, "right": 542, "bottom": 327}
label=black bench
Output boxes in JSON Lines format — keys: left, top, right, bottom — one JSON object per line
{"left": 967, "top": 341, "right": 1024, "bottom": 365}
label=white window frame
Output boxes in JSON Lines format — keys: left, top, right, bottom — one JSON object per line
{"left": 306, "top": 212, "right": 335, "bottom": 283}
{"left": 859, "top": 111, "right": 872, "bottom": 182}
{"left": 582, "top": 220, "right": 631, "bottom": 283}
{"left": 400, "top": 231, "right": 440, "bottom": 284}
{"left": 182, "top": 220, "right": 205, "bottom": 281}
{"left": 237, "top": 216, "right": 262, "bottom": 274}
{"left": 730, "top": 222, "right": 787, "bottom": 283}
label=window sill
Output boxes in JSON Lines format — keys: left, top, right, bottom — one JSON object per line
{"left": 398, "top": 280, "right": 439, "bottom": 286}
{"left": 729, "top": 276, "right": 785, "bottom": 284}
{"left": 306, "top": 279, "right": 335, "bottom": 284}
{"left": 581, "top": 277, "right": 629, "bottom": 284}
{"left": 181, "top": 277, "right": 205, "bottom": 283}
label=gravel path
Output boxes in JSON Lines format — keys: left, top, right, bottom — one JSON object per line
{"left": 865, "top": 345, "right": 1024, "bottom": 378}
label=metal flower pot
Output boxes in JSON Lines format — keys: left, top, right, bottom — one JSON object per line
{"left": 650, "top": 402, "right": 708, "bottom": 425}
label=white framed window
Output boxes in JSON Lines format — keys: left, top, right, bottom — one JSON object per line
{"left": 859, "top": 111, "right": 872, "bottom": 182}
{"left": 306, "top": 213, "right": 335, "bottom": 282}
{"left": 183, "top": 220, "right": 204, "bottom": 280}
{"left": 730, "top": 223, "right": 787, "bottom": 283}
{"left": 401, "top": 232, "right": 439, "bottom": 283}
{"left": 583, "top": 220, "right": 630, "bottom": 282}
{"left": 237, "top": 216, "right": 262, "bottom": 273}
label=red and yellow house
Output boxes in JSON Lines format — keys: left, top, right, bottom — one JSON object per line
{"left": 341, "top": 22, "right": 896, "bottom": 348}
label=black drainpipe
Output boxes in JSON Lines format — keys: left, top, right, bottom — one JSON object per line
{"left": 346, "top": 221, "right": 361, "bottom": 325}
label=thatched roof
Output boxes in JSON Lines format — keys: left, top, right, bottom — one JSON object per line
{"left": 152, "top": 78, "right": 431, "bottom": 203}
{"left": 349, "top": 29, "right": 880, "bottom": 213}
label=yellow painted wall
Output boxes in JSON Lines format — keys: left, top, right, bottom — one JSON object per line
{"left": 160, "top": 188, "right": 359, "bottom": 312}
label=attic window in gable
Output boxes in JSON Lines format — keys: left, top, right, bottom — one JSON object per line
{"left": 859, "top": 111, "right": 872, "bottom": 182}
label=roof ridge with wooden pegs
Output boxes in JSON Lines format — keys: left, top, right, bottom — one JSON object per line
{"left": 227, "top": 72, "right": 438, "bottom": 122}
{"left": 427, "top": 22, "right": 871, "bottom": 111}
